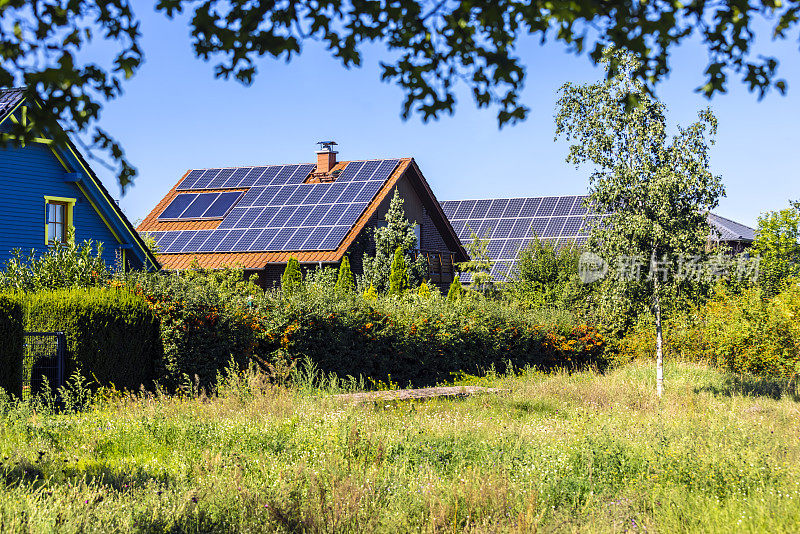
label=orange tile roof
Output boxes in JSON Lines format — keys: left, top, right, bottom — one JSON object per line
{"left": 138, "top": 159, "right": 415, "bottom": 269}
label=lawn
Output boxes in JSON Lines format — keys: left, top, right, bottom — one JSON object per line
{"left": 1, "top": 362, "right": 799, "bottom": 533}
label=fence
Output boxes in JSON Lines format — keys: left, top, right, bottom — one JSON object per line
{"left": 24, "top": 332, "right": 66, "bottom": 396}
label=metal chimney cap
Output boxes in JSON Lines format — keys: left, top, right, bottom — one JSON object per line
{"left": 316, "top": 140, "right": 338, "bottom": 152}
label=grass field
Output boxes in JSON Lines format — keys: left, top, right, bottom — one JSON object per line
{"left": 1, "top": 362, "right": 799, "bottom": 533}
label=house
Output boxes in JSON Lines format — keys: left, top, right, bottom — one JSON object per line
{"left": 440, "top": 196, "right": 756, "bottom": 281}
{"left": 137, "top": 143, "right": 468, "bottom": 289}
{"left": 0, "top": 88, "right": 159, "bottom": 270}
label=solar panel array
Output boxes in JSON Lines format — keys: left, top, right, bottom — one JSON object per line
{"left": 149, "top": 159, "right": 400, "bottom": 254}
{"left": 440, "top": 196, "right": 605, "bottom": 281}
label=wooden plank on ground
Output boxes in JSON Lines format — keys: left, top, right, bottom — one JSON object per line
{"left": 333, "top": 386, "right": 508, "bottom": 404}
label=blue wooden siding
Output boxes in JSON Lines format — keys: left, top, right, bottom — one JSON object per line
{"left": 0, "top": 142, "right": 122, "bottom": 267}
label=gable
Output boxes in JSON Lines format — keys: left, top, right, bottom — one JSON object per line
{"left": 0, "top": 142, "right": 122, "bottom": 266}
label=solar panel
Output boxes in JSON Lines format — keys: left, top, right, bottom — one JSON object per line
{"left": 319, "top": 226, "right": 349, "bottom": 249}
{"left": 192, "top": 169, "right": 219, "bottom": 190}
{"left": 561, "top": 216, "right": 582, "bottom": 237}
{"left": 320, "top": 182, "right": 347, "bottom": 204}
{"left": 510, "top": 218, "right": 532, "bottom": 238}
{"left": 502, "top": 198, "right": 524, "bottom": 218}
{"left": 237, "top": 187, "right": 264, "bottom": 207}
{"left": 269, "top": 186, "right": 295, "bottom": 206}
{"left": 487, "top": 199, "right": 509, "bottom": 218}
{"left": 217, "top": 229, "right": 246, "bottom": 252}
{"left": 535, "top": 197, "right": 558, "bottom": 217}
{"left": 288, "top": 164, "right": 315, "bottom": 184}
{"left": 252, "top": 166, "right": 278, "bottom": 187}
{"left": 239, "top": 167, "right": 266, "bottom": 188}
{"left": 354, "top": 181, "right": 382, "bottom": 203}
{"left": 250, "top": 207, "right": 276, "bottom": 228}
{"left": 252, "top": 228, "right": 278, "bottom": 250}
{"left": 203, "top": 192, "right": 243, "bottom": 219}
{"left": 544, "top": 217, "right": 566, "bottom": 237}
{"left": 251, "top": 186, "right": 279, "bottom": 207}
{"left": 208, "top": 168, "right": 234, "bottom": 189}
{"left": 232, "top": 228, "right": 264, "bottom": 252}
{"left": 520, "top": 197, "right": 540, "bottom": 217}
{"left": 164, "top": 231, "right": 195, "bottom": 253}
{"left": 224, "top": 167, "right": 252, "bottom": 188}
{"left": 355, "top": 160, "right": 380, "bottom": 181}
{"left": 182, "top": 193, "right": 219, "bottom": 218}
{"left": 323, "top": 204, "right": 347, "bottom": 225}
{"left": 236, "top": 207, "right": 264, "bottom": 228}
{"left": 553, "top": 196, "right": 575, "bottom": 216}
{"left": 472, "top": 200, "right": 492, "bottom": 219}
{"left": 286, "top": 185, "right": 313, "bottom": 205}
{"left": 337, "top": 161, "right": 364, "bottom": 181}
{"left": 177, "top": 170, "right": 205, "bottom": 190}
{"left": 270, "top": 206, "right": 297, "bottom": 227}
{"left": 286, "top": 205, "right": 313, "bottom": 227}
{"left": 338, "top": 202, "right": 368, "bottom": 227}
{"left": 285, "top": 227, "right": 312, "bottom": 249}
{"left": 304, "top": 226, "right": 333, "bottom": 250}
{"left": 304, "top": 204, "right": 332, "bottom": 226}
{"left": 185, "top": 230, "right": 213, "bottom": 252}
{"left": 570, "top": 196, "right": 589, "bottom": 216}
{"left": 158, "top": 194, "right": 198, "bottom": 219}
{"left": 341, "top": 181, "right": 365, "bottom": 201}
{"left": 531, "top": 218, "right": 548, "bottom": 238}
{"left": 198, "top": 230, "right": 228, "bottom": 252}
{"left": 267, "top": 227, "right": 298, "bottom": 250}
{"left": 304, "top": 184, "right": 327, "bottom": 204}
{"left": 453, "top": 200, "right": 476, "bottom": 219}
{"left": 272, "top": 165, "right": 298, "bottom": 185}
{"left": 492, "top": 219, "right": 515, "bottom": 239}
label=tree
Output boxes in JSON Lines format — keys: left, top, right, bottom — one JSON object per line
{"left": 281, "top": 257, "right": 303, "bottom": 296}
{"left": 457, "top": 227, "right": 494, "bottom": 294}
{"left": 2, "top": 1, "right": 795, "bottom": 188}
{"left": 555, "top": 51, "right": 724, "bottom": 397}
{"left": 418, "top": 281, "right": 432, "bottom": 299}
{"left": 363, "top": 189, "right": 427, "bottom": 293}
{"left": 447, "top": 275, "right": 464, "bottom": 303}
{"left": 753, "top": 204, "right": 800, "bottom": 297}
{"left": 388, "top": 246, "right": 410, "bottom": 296}
{"left": 334, "top": 256, "right": 355, "bottom": 294}
{"left": 509, "top": 237, "right": 586, "bottom": 309}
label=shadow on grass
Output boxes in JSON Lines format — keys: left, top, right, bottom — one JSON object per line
{"left": 1, "top": 457, "right": 174, "bottom": 490}
{"left": 695, "top": 375, "right": 800, "bottom": 402}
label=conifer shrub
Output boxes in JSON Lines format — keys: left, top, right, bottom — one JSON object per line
{"left": 0, "top": 294, "right": 24, "bottom": 397}
{"left": 22, "top": 288, "right": 160, "bottom": 390}
{"left": 281, "top": 258, "right": 303, "bottom": 296}
{"left": 334, "top": 256, "right": 355, "bottom": 294}
{"left": 418, "top": 281, "right": 431, "bottom": 298}
{"left": 447, "top": 275, "right": 464, "bottom": 302}
{"left": 388, "top": 246, "right": 409, "bottom": 295}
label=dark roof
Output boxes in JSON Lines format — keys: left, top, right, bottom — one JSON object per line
{"left": 441, "top": 195, "right": 756, "bottom": 281}
{"left": 0, "top": 88, "right": 24, "bottom": 120}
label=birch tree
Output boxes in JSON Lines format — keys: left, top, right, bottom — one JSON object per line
{"left": 555, "top": 51, "right": 724, "bottom": 396}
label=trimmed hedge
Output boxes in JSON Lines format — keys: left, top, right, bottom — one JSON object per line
{"left": 23, "top": 288, "right": 161, "bottom": 390}
{"left": 0, "top": 294, "right": 24, "bottom": 397}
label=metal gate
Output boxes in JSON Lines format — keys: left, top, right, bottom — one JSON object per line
{"left": 24, "top": 332, "right": 66, "bottom": 396}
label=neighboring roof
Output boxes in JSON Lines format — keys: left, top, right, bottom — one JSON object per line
{"left": 441, "top": 195, "right": 756, "bottom": 280}
{"left": 707, "top": 212, "right": 756, "bottom": 242}
{"left": 139, "top": 157, "right": 467, "bottom": 270}
{"left": 0, "top": 88, "right": 24, "bottom": 120}
{"left": 0, "top": 87, "right": 160, "bottom": 270}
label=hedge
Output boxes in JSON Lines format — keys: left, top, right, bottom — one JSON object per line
{"left": 0, "top": 293, "right": 24, "bottom": 397}
{"left": 23, "top": 287, "right": 161, "bottom": 390}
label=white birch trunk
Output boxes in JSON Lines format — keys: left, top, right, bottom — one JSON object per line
{"left": 654, "top": 282, "right": 664, "bottom": 397}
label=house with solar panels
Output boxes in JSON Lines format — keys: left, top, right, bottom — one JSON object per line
{"left": 0, "top": 88, "right": 159, "bottom": 270}
{"left": 440, "top": 196, "right": 756, "bottom": 281}
{"left": 138, "top": 143, "right": 468, "bottom": 289}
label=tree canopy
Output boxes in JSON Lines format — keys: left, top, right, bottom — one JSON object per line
{"left": 1, "top": 0, "right": 797, "bottom": 188}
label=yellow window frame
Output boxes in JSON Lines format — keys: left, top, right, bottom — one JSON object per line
{"left": 44, "top": 196, "right": 76, "bottom": 245}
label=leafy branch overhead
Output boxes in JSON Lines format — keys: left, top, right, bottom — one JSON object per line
{"left": 2, "top": 0, "right": 798, "bottom": 188}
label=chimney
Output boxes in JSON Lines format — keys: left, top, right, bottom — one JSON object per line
{"left": 316, "top": 140, "right": 338, "bottom": 174}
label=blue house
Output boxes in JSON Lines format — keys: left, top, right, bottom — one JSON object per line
{"left": 0, "top": 88, "right": 158, "bottom": 270}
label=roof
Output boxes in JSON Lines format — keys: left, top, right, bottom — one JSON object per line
{"left": 0, "top": 88, "right": 24, "bottom": 120}
{"left": 0, "top": 87, "right": 160, "bottom": 270}
{"left": 441, "top": 195, "right": 756, "bottom": 280}
{"left": 139, "top": 157, "right": 467, "bottom": 270}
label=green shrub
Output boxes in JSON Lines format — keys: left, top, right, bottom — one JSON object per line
{"left": 0, "top": 239, "right": 113, "bottom": 291}
{"left": 281, "top": 258, "right": 303, "bottom": 296}
{"left": 620, "top": 281, "right": 800, "bottom": 379}
{"left": 0, "top": 293, "right": 24, "bottom": 397}
{"left": 334, "top": 256, "right": 355, "bottom": 294}
{"left": 388, "top": 246, "right": 409, "bottom": 295}
{"left": 447, "top": 275, "right": 463, "bottom": 302}
{"left": 256, "top": 288, "right": 606, "bottom": 387}
{"left": 23, "top": 288, "right": 160, "bottom": 391}
{"left": 129, "top": 268, "right": 260, "bottom": 389}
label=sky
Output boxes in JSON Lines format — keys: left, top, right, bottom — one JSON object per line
{"left": 89, "top": 7, "right": 800, "bottom": 229}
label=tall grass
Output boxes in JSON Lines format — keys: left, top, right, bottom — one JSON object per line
{"left": 1, "top": 362, "right": 799, "bottom": 532}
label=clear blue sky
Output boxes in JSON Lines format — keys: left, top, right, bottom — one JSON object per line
{"left": 91, "top": 7, "right": 799, "bottom": 229}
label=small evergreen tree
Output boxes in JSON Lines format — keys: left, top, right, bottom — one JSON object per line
{"left": 418, "top": 280, "right": 432, "bottom": 298}
{"left": 363, "top": 283, "right": 378, "bottom": 300}
{"left": 447, "top": 275, "right": 463, "bottom": 302}
{"left": 334, "top": 256, "right": 355, "bottom": 294}
{"left": 388, "top": 246, "right": 409, "bottom": 295}
{"left": 281, "top": 257, "right": 303, "bottom": 296}
{"left": 362, "top": 189, "right": 428, "bottom": 292}
{"left": 457, "top": 226, "right": 494, "bottom": 294}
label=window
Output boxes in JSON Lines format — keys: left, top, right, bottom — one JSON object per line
{"left": 44, "top": 196, "right": 76, "bottom": 245}
{"left": 47, "top": 202, "right": 68, "bottom": 244}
